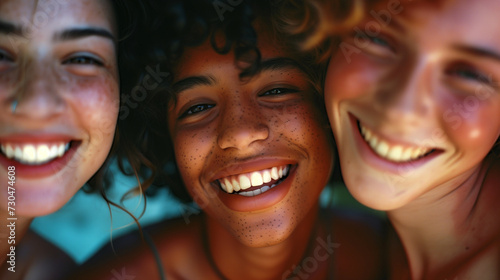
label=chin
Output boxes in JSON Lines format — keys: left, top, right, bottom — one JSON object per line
{"left": 4, "top": 177, "right": 83, "bottom": 218}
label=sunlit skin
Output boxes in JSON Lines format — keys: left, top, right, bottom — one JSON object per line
{"left": 325, "top": 0, "right": 500, "bottom": 278}
{"left": 77, "top": 27, "right": 385, "bottom": 280}
{"left": 164, "top": 35, "right": 335, "bottom": 279}
{"left": 0, "top": 0, "right": 118, "bottom": 267}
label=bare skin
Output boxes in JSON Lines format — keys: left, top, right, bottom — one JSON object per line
{"left": 0, "top": 0, "right": 119, "bottom": 275}
{"left": 324, "top": 0, "right": 500, "bottom": 278}
{"left": 76, "top": 26, "right": 386, "bottom": 280}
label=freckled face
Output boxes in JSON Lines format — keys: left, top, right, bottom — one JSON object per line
{"left": 168, "top": 38, "right": 334, "bottom": 246}
{"left": 325, "top": 0, "right": 500, "bottom": 210}
{"left": 0, "top": 0, "right": 119, "bottom": 216}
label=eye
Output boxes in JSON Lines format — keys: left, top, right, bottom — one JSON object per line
{"left": 446, "top": 65, "right": 492, "bottom": 85}
{"left": 0, "top": 49, "right": 15, "bottom": 71}
{"left": 63, "top": 54, "right": 104, "bottom": 66}
{"left": 0, "top": 51, "right": 13, "bottom": 62}
{"left": 180, "top": 103, "right": 215, "bottom": 118}
{"left": 260, "top": 87, "right": 299, "bottom": 97}
{"left": 358, "top": 34, "right": 397, "bottom": 58}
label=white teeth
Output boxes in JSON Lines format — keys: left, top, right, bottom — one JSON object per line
{"left": 271, "top": 167, "right": 279, "bottom": 180}
{"left": 262, "top": 170, "right": 271, "bottom": 183}
{"left": 36, "top": 145, "right": 51, "bottom": 163}
{"left": 359, "top": 123, "right": 432, "bottom": 162}
{"left": 231, "top": 178, "right": 240, "bottom": 192}
{"left": 223, "top": 178, "right": 233, "bottom": 194}
{"left": 220, "top": 181, "right": 228, "bottom": 193}
{"left": 250, "top": 172, "right": 263, "bottom": 187}
{"left": 238, "top": 174, "right": 251, "bottom": 190}
{"left": 5, "top": 145, "right": 14, "bottom": 158}
{"left": 217, "top": 164, "right": 291, "bottom": 195}
{"left": 238, "top": 183, "right": 277, "bottom": 197}
{"left": 23, "top": 145, "right": 36, "bottom": 163}
{"left": 386, "top": 145, "right": 402, "bottom": 161}
{"left": 0, "top": 142, "right": 71, "bottom": 165}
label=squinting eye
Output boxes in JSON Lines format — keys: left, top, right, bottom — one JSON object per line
{"left": 363, "top": 33, "right": 396, "bottom": 57}
{"left": 260, "top": 88, "right": 298, "bottom": 97}
{"left": 447, "top": 65, "right": 492, "bottom": 85}
{"left": 180, "top": 104, "right": 215, "bottom": 118}
{"left": 0, "top": 50, "right": 14, "bottom": 62}
{"left": 369, "top": 36, "right": 390, "bottom": 48}
{"left": 63, "top": 55, "right": 104, "bottom": 66}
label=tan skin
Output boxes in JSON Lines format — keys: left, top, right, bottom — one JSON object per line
{"left": 0, "top": 0, "right": 119, "bottom": 276}
{"left": 325, "top": 0, "right": 500, "bottom": 278}
{"left": 79, "top": 28, "right": 384, "bottom": 280}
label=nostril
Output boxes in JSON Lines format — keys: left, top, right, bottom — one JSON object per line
{"left": 217, "top": 124, "right": 269, "bottom": 150}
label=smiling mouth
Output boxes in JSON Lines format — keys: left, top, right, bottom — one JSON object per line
{"left": 0, "top": 141, "right": 73, "bottom": 166}
{"left": 358, "top": 121, "right": 437, "bottom": 162}
{"left": 215, "top": 165, "right": 291, "bottom": 197}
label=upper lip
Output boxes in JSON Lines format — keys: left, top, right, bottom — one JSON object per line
{"left": 207, "top": 157, "right": 297, "bottom": 183}
{"left": 0, "top": 133, "right": 77, "bottom": 143}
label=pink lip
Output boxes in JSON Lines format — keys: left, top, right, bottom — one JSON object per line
{"left": 213, "top": 164, "right": 297, "bottom": 212}
{"left": 0, "top": 134, "right": 74, "bottom": 144}
{"left": 0, "top": 135, "right": 81, "bottom": 179}
{"left": 349, "top": 113, "right": 443, "bottom": 174}
{"left": 208, "top": 158, "right": 297, "bottom": 182}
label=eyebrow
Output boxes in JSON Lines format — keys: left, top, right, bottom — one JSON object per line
{"left": 453, "top": 45, "right": 500, "bottom": 62}
{"left": 0, "top": 20, "right": 23, "bottom": 36}
{"left": 0, "top": 19, "right": 114, "bottom": 42}
{"left": 172, "top": 75, "right": 216, "bottom": 96}
{"left": 54, "top": 27, "right": 115, "bottom": 42}
{"left": 172, "top": 57, "right": 307, "bottom": 97}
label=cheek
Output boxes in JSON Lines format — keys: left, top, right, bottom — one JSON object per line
{"left": 325, "top": 52, "right": 380, "bottom": 104}
{"left": 441, "top": 95, "right": 500, "bottom": 153}
{"left": 73, "top": 77, "right": 119, "bottom": 145}
{"left": 172, "top": 126, "right": 214, "bottom": 182}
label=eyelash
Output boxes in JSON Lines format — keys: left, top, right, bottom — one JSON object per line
{"left": 446, "top": 66, "right": 492, "bottom": 85}
{"left": 358, "top": 33, "right": 397, "bottom": 58}
{"left": 259, "top": 87, "right": 299, "bottom": 97}
{"left": 63, "top": 54, "right": 104, "bottom": 66}
{"left": 180, "top": 104, "right": 215, "bottom": 118}
{"left": 0, "top": 50, "right": 14, "bottom": 62}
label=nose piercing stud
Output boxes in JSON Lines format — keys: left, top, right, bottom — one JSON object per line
{"left": 11, "top": 100, "right": 18, "bottom": 113}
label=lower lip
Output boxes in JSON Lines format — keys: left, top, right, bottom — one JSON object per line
{"left": 215, "top": 165, "right": 296, "bottom": 212}
{"left": 0, "top": 142, "right": 80, "bottom": 179}
{"left": 350, "top": 115, "right": 441, "bottom": 174}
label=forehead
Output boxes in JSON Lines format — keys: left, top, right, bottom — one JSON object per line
{"left": 0, "top": 0, "right": 115, "bottom": 34}
{"left": 395, "top": 0, "right": 500, "bottom": 40}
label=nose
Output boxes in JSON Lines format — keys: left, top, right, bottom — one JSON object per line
{"left": 10, "top": 60, "right": 64, "bottom": 118}
{"left": 217, "top": 101, "right": 269, "bottom": 150}
{"left": 375, "top": 58, "right": 433, "bottom": 126}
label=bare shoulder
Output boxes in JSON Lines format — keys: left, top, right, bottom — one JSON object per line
{"left": 150, "top": 214, "right": 206, "bottom": 278}
{"left": 324, "top": 207, "right": 388, "bottom": 280}
{"left": 72, "top": 215, "right": 205, "bottom": 280}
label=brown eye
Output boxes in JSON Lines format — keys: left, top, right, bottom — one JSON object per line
{"left": 180, "top": 104, "right": 215, "bottom": 118}
{"left": 0, "top": 50, "right": 15, "bottom": 72}
{"left": 446, "top": 65, "right": 491, "bottom": 85}
{"left": 260, "top": 88, "right": 298, "bottom": 97}
{"left": 63, "top": 54, "right": 104, "bottom": 66}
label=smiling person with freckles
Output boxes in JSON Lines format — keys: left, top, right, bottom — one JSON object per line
{"left": 0, "top": 0, "right": 143, "bottom": 278}
{"left": 284, "top": 0, "right": 500, "bottom": 278}
{"left": 78, "top": 1, "right": 386, "bottom": 279}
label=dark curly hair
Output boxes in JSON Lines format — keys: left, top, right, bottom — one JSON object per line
{"left": 84, "top": 0, "right": 152, "bottom": 219}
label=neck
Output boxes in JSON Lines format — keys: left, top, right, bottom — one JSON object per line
{"left": 388, "top": 157, "right": 500, "bottom": 279}
{"left": 0, "top": 210, "right": 32, "bottom": 264}
{"left": 206, "top": 205, "right": 321, "bottom": 280}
